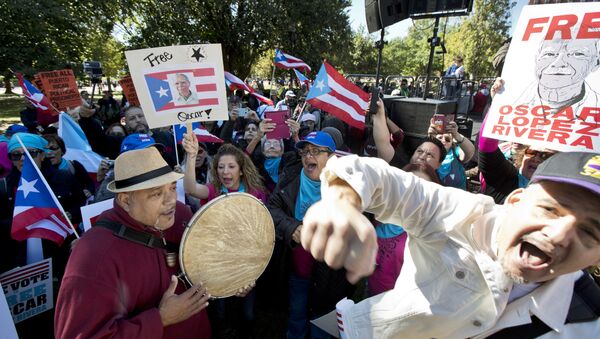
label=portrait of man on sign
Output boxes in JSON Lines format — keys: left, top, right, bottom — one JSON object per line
{"left": 173, "top": 73, "right": 199, "bottom": 105}
{"left": 515, "top": 30, "right": 600, "bottom": 115}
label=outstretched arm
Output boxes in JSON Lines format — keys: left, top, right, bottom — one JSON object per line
{"left": 182, "top": 133, "right": 209, "bottom": 199}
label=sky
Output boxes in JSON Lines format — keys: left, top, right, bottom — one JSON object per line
{"left": 347, "top": 0, "right": 529, "bottom": 39}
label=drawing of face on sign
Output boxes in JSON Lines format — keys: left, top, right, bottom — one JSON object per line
{"left": 535, "top": 34, "right": 600, "bottom": 106}
{"left": 171, "top": 73, "right": 199, "bottom": 106}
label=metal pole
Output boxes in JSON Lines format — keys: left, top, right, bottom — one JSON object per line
{"left": 423, "top": 16, "right": 441, "bottom": 101}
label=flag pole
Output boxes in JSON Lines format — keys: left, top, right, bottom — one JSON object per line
{"left": 270, "top": 50, "right": 278, "bottom": 104}
{"left": 15, "top": 135, "right": 80, "bottom": 239}
{"left": 172, "top": 125, "right": 180, "bottom": 167}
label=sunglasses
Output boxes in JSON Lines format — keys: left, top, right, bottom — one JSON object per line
{"left": 9, "top": 149, "right": 43, "bottom": 161}
{"left": 524, "top": 148, "right": 555, "bottom": 161}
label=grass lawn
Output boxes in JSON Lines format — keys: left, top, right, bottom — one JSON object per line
{"left": 0, "top": 93, "right": 24, "bottom": 133}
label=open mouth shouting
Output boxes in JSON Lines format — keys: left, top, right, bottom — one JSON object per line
{"left": 505, "top": 231, "right": 559, "bottom": 283}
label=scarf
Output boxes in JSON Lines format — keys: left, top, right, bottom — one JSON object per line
{"left": 264, "top": 157, "right": 282, "bottom": 183}
{"left": 294, "top": 169, "right": 321, "bottom": 221}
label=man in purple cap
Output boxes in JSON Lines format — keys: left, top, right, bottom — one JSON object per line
{"left": 300, "top": 151, "right": 600, "bottom": 338}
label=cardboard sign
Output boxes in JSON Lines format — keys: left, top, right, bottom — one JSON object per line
{"left": 37, "top": 69, "right": 81, "bottom": 111}
{"left": 125, "top": 44, "right": 228, "bottom": 128}
{"left": 0, "top": 259, "right": 53, "bottom": 324}
{"left": 118, "top": 75, "right": 140, "bottom": 106}
{"left": 482, "top": 3, "right": 600, "bottom": 153}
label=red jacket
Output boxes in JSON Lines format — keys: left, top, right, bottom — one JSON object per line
{"left": 55, "top": 201, "right": 211, "bottom": 339}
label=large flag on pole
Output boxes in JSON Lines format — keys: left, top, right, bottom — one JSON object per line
{"left": 274, "top": 49, "right": 311, "bottom": 73}
{"left": 224, "top": 71, "right": 274, "bottom": 106}
{"left": 306, "top": 62, "right": 369, "bottom": 130}
{"left": 58, "top": 113, "right": 103, "bottom": 174}
{"left": 11, "top": 138, "right": 74, "bottom": 245}
{"left": 15, "top": 72, "right": 57, "bottom": 125}
{"left": 294, "top": 69, "right": 310, "bottom": 89}
{"left": 174, "top": 122, "right": 224, "bottom": 144}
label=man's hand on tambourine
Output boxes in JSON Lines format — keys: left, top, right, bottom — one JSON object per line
{"left": 235, "top": 281, "right": 256, "bottom": 298}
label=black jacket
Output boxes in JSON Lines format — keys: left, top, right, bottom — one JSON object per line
{"left": 265, "top": 159, "right": 356, "bottom": 317}
{"left": 479, "top": 148, "right": 520, "bottom": 204}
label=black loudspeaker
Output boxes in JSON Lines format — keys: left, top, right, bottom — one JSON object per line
{"left": 409, "top": 0, "right": 474, "bottom": 19}
{"left": 366, "top": 0, "right": 410, "bottom": 33}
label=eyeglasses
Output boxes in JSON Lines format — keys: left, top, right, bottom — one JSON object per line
{"left": 524, "top": 148, "right": 555, "bottom": 161}
{"left": 46, "top": 146, "right": 60, "bottom": 152}
{"left": 9, "top": 149, "right": 43, "bottom": 161}
{"left": 298, "top": 148, "right": 330, "bottom": 158}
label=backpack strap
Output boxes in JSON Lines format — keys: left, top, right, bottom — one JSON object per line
{"left": 487, "top": 272, "right": 600, "bottom": 338}
{"left": 94, "top": 219, "right": 178, "bottom": 252}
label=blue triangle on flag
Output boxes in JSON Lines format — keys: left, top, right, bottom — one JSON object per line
{"left": 145, "top": 75, "right": 173, "bottom": 110}
{"left": 306, "top": 63, "right": 331, "bottom": 100}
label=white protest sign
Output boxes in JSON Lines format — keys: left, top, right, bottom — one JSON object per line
{"left": 81, "top": 198, "right": 114, "bottom": 232}
{"left": 0, "top": 284, "right": 18, "bottom": 339}
{"left": 0, "top": 258, "right": 53, "bottom": 324}
{"left": 125, "top": 44, "right": 228, "bottom": 128}
{"left": 482, "top": 3, "right": 600, "bottom": 152}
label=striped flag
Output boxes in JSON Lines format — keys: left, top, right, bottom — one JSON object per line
{"left": 11, "top": 139, "right": 73, "bottom": 245}
{"left": 174, "top": 122, "right": 224, "bottom": 144}
{"left": 15, "top": 72, "right": 57, "bottom": 125}
{"left": 224, "top": 71, "right": 274, "bottom": 106}
{"left": 294, "top": 69, "right": 310, "bottom": 89}
{"left": 274, "top": 49, "right": 311, "bottom": 73}
{"left": 58, "top": 113, "right": 103, "bottom": 175}
{"left": 306, "top": 62, "right": 369, "bottom": 130}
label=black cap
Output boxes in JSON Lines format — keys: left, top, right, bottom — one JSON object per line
{"left": 530, "top": 152, "right": 600, "bottom": 197}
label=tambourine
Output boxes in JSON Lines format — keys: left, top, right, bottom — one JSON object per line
{"left": 179, "top": 192, "right": 275, "bottom": 297}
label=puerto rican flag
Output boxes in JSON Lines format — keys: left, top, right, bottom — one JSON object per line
{"left": 174, "top": 122, "right": 223, "bottom": 144}
{"left": 274, "top": 49, "right": 311, "bottom": 73}
{"left": 224, "top": 71, "right": 274, "bottom": 106}
{"left": 306, "top": 62, "right": 369, "bottom": 130}
{"left": 15, "top": 72, "right": 57, "bottom": 125}
{"left": 58, "top": 113, "right": 103, "bottom": 177}
{"left": 11, "top": 141, "right": 73, "bottom": 245}
{"left": 145, "top": 67, "right": 219, "bottom": 112}
{"left": 294, "top": 69, "right": 310, "bottom": 89}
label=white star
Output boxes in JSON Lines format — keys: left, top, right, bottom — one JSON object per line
{"left": 315, "top": 79, "right": 325, "bottom": 91}
{"left": 18, "top": 178, "right": 39, "bottom": 198}
{"left": 276, "top": 51, "right": 283, "bottom": 59}
{"left": 156, "top": 86, "right": 169, "bottom": 97}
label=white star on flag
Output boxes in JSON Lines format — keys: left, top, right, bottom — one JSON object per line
{"left": 315, "top": 80, "right": 325, "bottom": 91}
{"left": 156, "top": 86, "right": 169, "bottom": 97}
{"left": 18, "top": 178, "right": 39, "bottom": 198}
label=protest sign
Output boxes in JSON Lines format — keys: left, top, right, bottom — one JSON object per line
{"left": 118, "top": 75, "right": 140, "bottom": 106}
{"left": 482, "top": 3, "right": 600, "bottom": 153}
{"left": 0, "top": 259, "right": 53, "bottom": 324}
{"left": 0, "top": 284, "right": 18, "bottom": 339}
{"left": 81, "top": 198, "right": 114, "bottom": 232}
{"left": 125, "top": 44, "right": 228, "bottom": 128}
{"left": 37, "top": 69, "right": 81, "bottom": 112}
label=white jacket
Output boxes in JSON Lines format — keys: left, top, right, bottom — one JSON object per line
{"left": 321, "top": 155, "right": 600, "bottom": 338}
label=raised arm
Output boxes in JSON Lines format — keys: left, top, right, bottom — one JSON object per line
{"left": 182, "top": 133, "right": 209, "bottom": 199}
{"left": 372, "top": 99, "right": 395, "bottom": 163}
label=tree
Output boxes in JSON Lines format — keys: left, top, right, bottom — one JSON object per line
{"left": 116, "top": 0, "right": 352, "bottom": 80}
{"left": 83, "top": 33, "right": 126, "bottom": 91}
{"left": 0, "top": 0, "right": 116, "bottom": 92}
{"left": 445, "top": 0, "right": 515, "bottom": 78}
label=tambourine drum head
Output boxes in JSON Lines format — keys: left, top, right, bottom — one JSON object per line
{"left": 180, "top": 193, "right": 275, "bottom": 297}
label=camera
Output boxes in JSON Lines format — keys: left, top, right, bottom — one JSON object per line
{"left": 106, "top": 159, "right": 115, "bottom": 169}
{"left": 83, "top": 60, "right": 103, "bottom": 84}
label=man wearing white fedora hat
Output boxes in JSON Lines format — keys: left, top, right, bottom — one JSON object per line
{"left": 55, "top": 147, "right": 212, "bottom": 338}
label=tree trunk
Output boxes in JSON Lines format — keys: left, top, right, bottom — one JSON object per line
{"left": 107, "top": 77, "right": 112, "bottom": 92}
{"left": 4, "top": 75, "right": 13, "bottom": 94}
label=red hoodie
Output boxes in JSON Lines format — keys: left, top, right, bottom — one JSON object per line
{"left": 55, "top": 201, "right": 210, "bottom": 339}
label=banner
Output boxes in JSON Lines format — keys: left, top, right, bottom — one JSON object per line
{"left": 0, "top": 259, "right": 53, "bottom": 324}
{"left": 482, "top": 3, "right": 600, "bottom": 153}
{"left": 125, "top": 44, "right": 228, "bottom": 128}
{"left": 118, "top": 75, "right": 140, "bottom": 106}
{"left": 37, "top": 69, "right": 81, "bottom": 111}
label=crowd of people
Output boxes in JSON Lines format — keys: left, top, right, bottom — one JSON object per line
{"left": 1, "top": 73, "right": 599, "bottom": 339}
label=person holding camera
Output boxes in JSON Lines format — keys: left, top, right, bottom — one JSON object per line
{"left": 275, "top": 90, "right": 298, "bottom": 111}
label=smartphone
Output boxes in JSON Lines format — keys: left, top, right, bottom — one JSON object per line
{"left": 265, "top": 109, "right": 291, "bottom": 140}
{"left": 237, "top": 107, "right": 249, "bottom": 118}
{"left": 433, "top": 114, "right": 446, "bottom": 134}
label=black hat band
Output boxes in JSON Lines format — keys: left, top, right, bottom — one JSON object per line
{"left": 114, "top": 165, "right": 173, "bottom": 189}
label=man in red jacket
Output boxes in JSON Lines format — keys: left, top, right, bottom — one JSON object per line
{"left": 55, "top": 147, "right": 211, "bottom": 338}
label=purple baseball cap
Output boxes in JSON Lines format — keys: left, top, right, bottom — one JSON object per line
{"left": 530, "top": 151, "right": 600, "bottom": 197}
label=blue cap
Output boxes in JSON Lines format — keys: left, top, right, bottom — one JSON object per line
{"left": 6, "top": 124, "right": 28, "bottom": 136}
{"left": 120, "top": 133, "right": 163, "bottom": 153}
{"left": 7, "top": 133, "right": 48, "bottom": 153}
{"left": 295, "top": 131, "right": 336, "bottom": 153}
